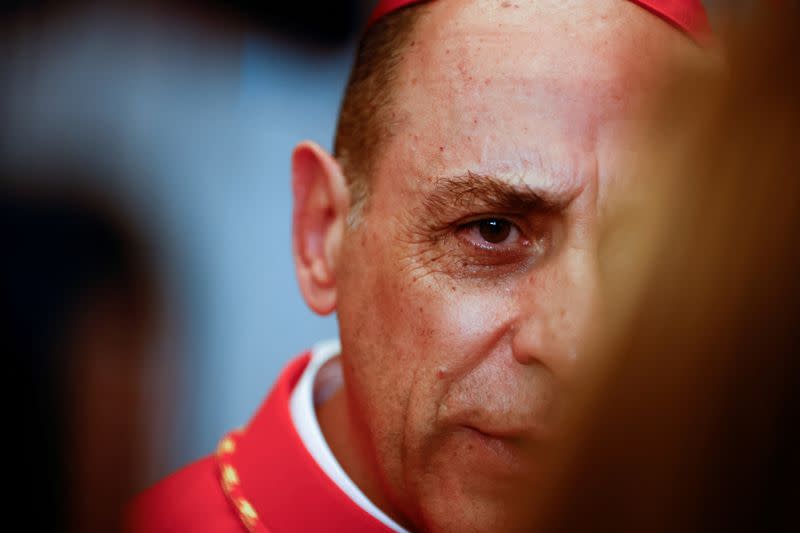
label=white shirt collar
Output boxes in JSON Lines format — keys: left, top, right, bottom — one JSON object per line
{"left": 289, "top": 339, "right": 410, "bottom": 533}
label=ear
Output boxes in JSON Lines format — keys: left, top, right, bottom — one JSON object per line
{"left": 291, "top": 141, "right": 350, "bottom": 316}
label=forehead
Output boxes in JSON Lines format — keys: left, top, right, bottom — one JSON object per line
{"left": 373, "top": 0, "right": 689, "bottom": 197}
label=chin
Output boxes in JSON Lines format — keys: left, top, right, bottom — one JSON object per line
{"left": 414, "top": 489, "right": 530, "bottom": 533}
{"left": 407, "top": 449, "right": 539, "bottom": 532}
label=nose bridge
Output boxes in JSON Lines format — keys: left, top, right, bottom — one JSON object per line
{"left": 511, "top": 246, "right": 598, "bottom": 382}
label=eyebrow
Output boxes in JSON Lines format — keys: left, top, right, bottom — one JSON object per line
{"left": 421, "top": 171, "right": 574, "bottom": 218}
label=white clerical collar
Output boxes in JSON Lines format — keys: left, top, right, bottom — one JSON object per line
{"left": 289, "top": 339, "right": 410, "bottom": 533}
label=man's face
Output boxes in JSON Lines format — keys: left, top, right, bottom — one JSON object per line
{"left": 335, "top": 1, "right": 689, "bottom": 530}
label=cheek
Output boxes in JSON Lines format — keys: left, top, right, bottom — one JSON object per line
{"left": 388, "top": 277, "right": 518, "bottom": 439}
{"left": 337, "top": 224, "right": 522, "bottom": 473}
{"left": 367, "top": 255, "right": 517, "bottom": 374}
{"left": 413, "top": 284, "right": 515, "bottom": 371}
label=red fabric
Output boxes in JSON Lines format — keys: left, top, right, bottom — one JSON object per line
{"left": 126, "top": 353, "right": 393, "bottom": 533}
{"left": 125, "top": 457, "right": 242, "bottom": 532}
{"left": 628, "top": 0, "right": 711, "bottom": 41}
{"left": 367, "top": 0, "right": 428, "bottom": 26}
{"left": 367, "top": 0, "right": 711, "bottom": 42}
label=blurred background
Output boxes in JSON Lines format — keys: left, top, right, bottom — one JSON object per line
{"left": 2, "top": 0, "right": 371, "bottom": 492}
{"left": 1, "top": 0, "right": 741, "bottom": 515}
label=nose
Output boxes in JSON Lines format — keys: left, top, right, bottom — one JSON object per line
{"left": 511, "top": 250, "right": 598, "bottom": 384}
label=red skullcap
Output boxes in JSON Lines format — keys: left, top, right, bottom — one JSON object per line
{"left": 368, "top": 0, "right": 711, "bottom": 42}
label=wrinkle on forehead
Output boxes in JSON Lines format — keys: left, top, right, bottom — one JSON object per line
{"left": 370, "top": 0, "right": 692, "bottom": 210}
{"left": 408, "top": 145, "right": 595, "bottom": 203}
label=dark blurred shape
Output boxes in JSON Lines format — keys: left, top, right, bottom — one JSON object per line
{"left": 3, "top": 175, "right": 160, "bottom": 533}
{"left": 1, "top": 0, "right": 375, "bottom": 46}
{"left": 531, "top": 4, "right": 799, "bottom": 533}
{"left": 0, "top": 0, "right": 53, "bottom": 16}
{"left": 191, "top": 0, "right": 370, "bottom": 45}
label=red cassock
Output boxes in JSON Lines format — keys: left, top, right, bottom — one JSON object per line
{"left": 126, "top": 354, "right": 393, "bottom": 533}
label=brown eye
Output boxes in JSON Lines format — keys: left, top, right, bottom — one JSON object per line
{"left": 478, "top": 219, "right": 512, "bottom": 244}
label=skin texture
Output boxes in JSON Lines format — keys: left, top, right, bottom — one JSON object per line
{"left": 292, "top": 1, "right": 696, "bottom": 531}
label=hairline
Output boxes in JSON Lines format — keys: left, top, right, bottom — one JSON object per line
{"left": 334, "top": 5, "right": 428, "bottom": 225}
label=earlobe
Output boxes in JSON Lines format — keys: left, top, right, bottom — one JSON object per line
{"left": 291, "top": 141, "right": 349, "bottom": 316}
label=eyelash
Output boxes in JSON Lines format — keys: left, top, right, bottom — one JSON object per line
{"left": 456, "top": 218, "right": 529, "bottom": 251}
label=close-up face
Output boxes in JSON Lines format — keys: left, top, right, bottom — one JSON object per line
{"left": 333, "top": 1, "right": 692, "bottom": 531}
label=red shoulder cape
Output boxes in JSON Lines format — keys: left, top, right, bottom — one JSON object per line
{"left": 126, "top": 353, "right": 394, "bottom": 532}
